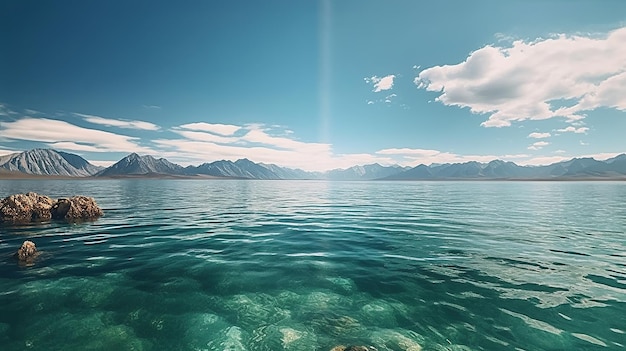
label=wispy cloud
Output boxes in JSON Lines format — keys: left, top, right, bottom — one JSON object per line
{"left": 24, "top": 109, "right": 43, "bottom": 115}
{"left": 154, "top": 123, "right": 400, "bottom": 171}
{"left": 364, "top": 74, "right": 396, "bottom": 92}
{"left": 376, "top": 147, "right": 529, "bottom": 165}
{"left": 0, "top": 103, "right": 17, "bottom": 116}
{"left": 87, "top": 160, "right": 117, "bottom": 168}
{"left": 520, "top": 152, "right": 623, "bottom": 166}
{"left": 142, "top": 105, "right": 162, "bottom": 110}
{"left": 178, "top": 122, "right": 241, "bottom": 136}
{"left": 0, "top": 118, "right": 155, "bottom": 154}
{"left": 0, "top": 148, "right": 18, "bottom": 156}
{"left": 528, "top": 141, "right": 550, "bottom": 150}
{"left": 77, "top": 113, "right": 160, "bottom": 131}
{"left": 556, "top": 126, "right": 589, "bottom": 134}
{"left": 528, "top": 132, "right": 551, "bottom": 139}
{"left": 416, "top": 26, "right": 626, "bottom": 127}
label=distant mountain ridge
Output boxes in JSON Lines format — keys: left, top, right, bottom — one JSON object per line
{"left": 2, "top": 148, "right": 626, "bottom": 180}
{"left": 325, "top": 163, "right": 410, "bottom": 180}
{"left": 384, "top": 155, "right": 626, "bottom": 180}
{"left": 97, "top": 153, "right": 184, "bottom": 177}
{"left": 0, "top": 149, "right": 102, "bottom": 176}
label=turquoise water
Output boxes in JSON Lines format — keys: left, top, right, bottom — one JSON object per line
{"left": 0, "top": 180, "right": 625, "bottom": 350}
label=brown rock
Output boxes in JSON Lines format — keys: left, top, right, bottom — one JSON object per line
{"left": 0, "top": 192, "right": 54, "bottom": 223}
{"left": 331, "top": 346, "right": 377, "bottom": 351}
{"left": 16, "top": 240, "right": 38, "bottom": 262}
{"left": 51, "top": 196, "right": 103, "bottom": 221}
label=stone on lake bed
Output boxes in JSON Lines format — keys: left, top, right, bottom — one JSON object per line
{"left": 331, "top": 346, "right": 378, "bottom": 351}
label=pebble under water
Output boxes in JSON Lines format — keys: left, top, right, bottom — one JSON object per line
{"left": 1, "top": 179, "right": 625, "bottom": 350}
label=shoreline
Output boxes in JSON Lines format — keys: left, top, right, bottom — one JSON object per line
{"left": 1, "top": 173, "right": 625, "bottom": 181}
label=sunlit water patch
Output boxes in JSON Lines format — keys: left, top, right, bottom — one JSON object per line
{"left": 1, "top": 180, "right": 625, "bottom": 350}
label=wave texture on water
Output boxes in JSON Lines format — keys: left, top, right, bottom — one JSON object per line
{"left": 1, "top": 180, "right": 625, "bottom": 350}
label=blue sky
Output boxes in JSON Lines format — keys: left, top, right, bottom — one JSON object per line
{"left": 1, "top": 0, "right": 625, "bottom": 171}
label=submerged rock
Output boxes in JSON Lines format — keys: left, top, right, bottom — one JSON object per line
{"left": 331, "top": 346, "right": 378, "bottom": 351}
{"left": 0, "top": 193, "right": 103, "bottom": 224}
{"left": 51, "top": 196, "right": 103, "bottom": 221}
{"left": 0, "top": 192, "right": 54, "bottom": 223}
{"left": 15, "top": 240, "right": 39, "bottom": 262}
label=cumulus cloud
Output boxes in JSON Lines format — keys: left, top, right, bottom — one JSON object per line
{"left": 528, "top": 132, "right": 551, "bottom": 139}
{"left": 528, "top": 141, "right": 550, "bottom": 150}
{"left": 556, "top": 126, "right": 589, "bottom": 134}
{"left": 416, "top": 27, "right": 626, "bottom": 127}
{"left": 0, "top": 118, "right": 155, "bottom": 153}
{"left": 365, "top": 74, "right": 396, "bottom": 92}
{"left": 77, "top": 113, "right": 160, "bottom": 131}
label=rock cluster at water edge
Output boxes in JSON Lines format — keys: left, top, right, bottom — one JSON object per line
{"left": 0, "top": 192, "right": 103, "bottom": 224}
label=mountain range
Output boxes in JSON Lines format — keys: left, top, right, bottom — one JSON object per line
{"left": 1, "top": 148, "right": 625, "bottom": 180}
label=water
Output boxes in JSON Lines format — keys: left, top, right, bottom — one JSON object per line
{"left": 0, "top": 180, "right": 625, "bottom": 350}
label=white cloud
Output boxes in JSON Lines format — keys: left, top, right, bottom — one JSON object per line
{"left": 47, "top": 142, "right": 106, "bottom": 152}
{"left": 154, "top": 124, "right": 399, "bottom": 171}
{"left": 416, "top": 26, "right": 626, "bottom": 127}
{"left": 528, "top": 132, "right": 551, "bottom": 139}
{"left": 376, "top": 147, "right": 529, "bottom": 165}
{"left": 385, "top": 93, "right": 397, "bottom": 103}
{"left": 494, "top": 32, "right": 515, "bottom": 43}
{"left": 377, "top": 148, "right": 441, "bottom": 157}
{"left": 528, "top": 141, "right": 550, "bottom": 150}
{"left": 0, "top": 148, "right": 18, "bottom": 156}
{"left": 519, "top": 152, "right": 623, "bottom": 166}
{"left": 77, "top": 113, "right": 160, "bottom": 131}
{"left": 365, "top": 74, "right": 396, "bottom": 92}
{"left": 24, "top": 109, "right": 42, "bottom": 115}
{"left": 153, "top": 137, "right": 394, "bottom": 171}
{"left": 0, "top": 103, "right": 17, "bottom": 116}
{"left": 172, "top": 130, "right": 239, "bottom": 144}
{"left": 178, "top": 122, "right": 241, "bottom": 136}
{"left": 0, "top": 118, "right": 155, "bottom": 154}
{"left": 367, "top": 100, "right": 374, "bottom": 105}
{"left": 88, "top": 160, "right": 116, "bottom": 167}
{"left": 241, "top": 128, "right": 329, "bottom": 152}
{"left": 142, "top": 105, "right": 162, "bottom": 109}
{"left": 519, "top": 155, "right": 569, "bottom": 165}
{"left": 557, "top": 126, "right": 589, "bottom": 134}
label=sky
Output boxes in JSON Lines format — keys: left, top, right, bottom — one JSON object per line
{"left": 1, "top": 0, "right": 625, "bottom": 171}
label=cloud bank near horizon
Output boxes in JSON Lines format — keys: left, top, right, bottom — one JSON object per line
{"left": 0, "top": 115, "right": 621, "bottom": 170}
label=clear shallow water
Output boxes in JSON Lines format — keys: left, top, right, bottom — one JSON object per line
{"left": 0, "top": 180, "right": 625, "bottom": 351}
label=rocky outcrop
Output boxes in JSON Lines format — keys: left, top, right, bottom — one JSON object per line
{"left": 51, "top": 196, "right": 104, "bottom": 221}
{"left": 0, "top": 192, "right": 54, "bottom": 223}
{"left": 0, "top": 193, "right": 103, "bottom": 224}
{"left": 15, "top": 240, "right": 39, "bottom": 262}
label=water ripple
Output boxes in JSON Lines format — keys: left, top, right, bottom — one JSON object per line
{"left": 1, "top": 180, "right": 625, "bottom": 350}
